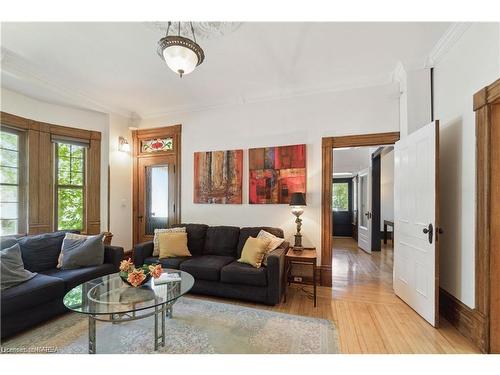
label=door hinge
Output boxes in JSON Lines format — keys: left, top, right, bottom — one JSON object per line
{"left": 173, "top": 204, "right": 175, "bottom": 213}
{"left": 173, "top": 165, "right": 176, "bottom": 174}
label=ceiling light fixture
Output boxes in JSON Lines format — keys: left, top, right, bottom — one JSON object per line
{"left": 157, "top": 21, "right": 205, "bottom": 78}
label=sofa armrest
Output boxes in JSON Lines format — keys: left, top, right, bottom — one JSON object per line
{"left": 104, "top": 245, "right": 124, "bottom": 270}
{"left": 133, "top": 241, "right": 154, "bottom": 266}
{"left": 266, "top": 241, "right": 289, "bottom": 305}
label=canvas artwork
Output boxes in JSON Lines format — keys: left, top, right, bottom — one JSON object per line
{"left": 194, "top": 149, "right": 243, "bottom": 204}
{"left": 249, "top": 144, "right": 306, "bottom": 204}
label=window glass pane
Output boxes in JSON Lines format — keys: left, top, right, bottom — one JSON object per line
{"left": 0, "top": 219, "right": 18, "bottom": 236}
{"left": 71, "top": 147, "right": 84, "bottom": 159}
{"left": 0, "top": 185, "right": 18, "bottom": 202}
{"left": 0, "top": 132, "right": 18, "bottom": 150}
{"left": 141, "top": 138, "right": 173, "bottom": 153}
{"left": 71, "top": 157, "right": 84, "bottom": 174}
{"left": 332, "top": 182, "right": 349, "bottom": 212}
{"left": 145, "top": 165, "right": 168, "bottom": 235}
{"left": 57, "top": 143, "right": 71, "bottom": 158}
{"left": 71, "top": 172, "right": 84, "bottom": 186}
{"left": 57, "top": 187, "right": 84, "bottom": 230}
{"left": 56, "top": 142, "right": 85, "bottom": 231}
{"left": 0, "top": 166, "right": 18, "bottom": 184}
{"left": 360, "top": 175, "right": 368, "bottom": 227}
{"left": 0, "top": 149, "right": 18, "bottom": 167}
{"left": 57, "top": 169, "right": 71, "bottom": 185}
{"left": 58, "top": 156, "right": 71, "bottom": 172}
{"left": 0, "top": 202, "right": 18, "bottom": 219}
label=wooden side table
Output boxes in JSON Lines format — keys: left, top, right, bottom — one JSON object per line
{"left": 284, "top": 247, "right": 317, "bottom": 307}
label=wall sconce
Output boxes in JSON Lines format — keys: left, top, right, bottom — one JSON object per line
{"left": 118, "top": 136, "right": 130, "bottom": 152}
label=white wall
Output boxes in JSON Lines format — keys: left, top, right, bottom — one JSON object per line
{"left": 108, "top": 114, "right": 133, "bottom": 250}
{"left": 407, "top": 68, "right": 431, "bottom": 134}
{"left": 0, "top": 88, "right": 109, "bottom": 229}
{"left": 380, "top": 150, "right": 394, "bottom": 231}
{"left": 434, "top": 23, "right": 500, "bottom": 308}
{"left": 140, "top": 84, "right": 400, "bottom": 263}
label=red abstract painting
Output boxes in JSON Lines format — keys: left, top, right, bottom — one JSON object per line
{"left": 194, "top": 149, "right": 243, "bottom": 204}
{"left": 249, "top": 144, "right": 306, "bottom": 204}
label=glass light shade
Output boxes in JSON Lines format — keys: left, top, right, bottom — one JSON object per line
{"left": 118, "top": 136, "right": 130, "bottom": 152}
{"left": 163, "top": 45, "right": 198, "bottom": 76}
{"left": 291, "top": 206, "right": 304, "bottom": 216}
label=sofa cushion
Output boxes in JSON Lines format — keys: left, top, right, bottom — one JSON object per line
{"left": 1, "top": 243, "right": 37, "bottom": 291}
{"left": 1, "top": 273, "right": 65, "bottom": 316}
{"left": 221, "top": 261, "right": 268, "bottom": 287}
{"left": 18, "top": 231, "right": 69, "bottom": 272}
{"left": 171, "top": 224, "right": 208, "bottom": 256}
{"left": 41, "top": 263, "right": 116, "bottom": 291}
{"left": 59, "top": 233, "right": 105, "bottom": 270}
{"left": 180, "top": 255, "right": 234, "bottom": 281}
{"left": 144, "top": 256, "right": 190, "bottom": 270}
{"left": 203, "top": 226, "right": 240, "bottom": 256}
{"left": 237, "top": 227, "right": 284, "bottom": 257}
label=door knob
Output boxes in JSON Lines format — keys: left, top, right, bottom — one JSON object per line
{"left": 423, "top": 223, "right": 433, "bottom": 244}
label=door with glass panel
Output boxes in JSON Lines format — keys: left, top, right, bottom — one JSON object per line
{"left": 357, "top": 167, "right": 372, "bottom": 253}
{"left": 137, "top": 156, "right": 176, "bottom": 243}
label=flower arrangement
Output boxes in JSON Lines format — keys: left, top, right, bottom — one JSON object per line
{"left": 119, "top": 258, "right": 163, "bottom": 287}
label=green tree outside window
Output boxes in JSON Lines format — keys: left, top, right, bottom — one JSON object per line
{"left": 56, "top": 143, "right": 85, "bottom": 230}
{"left": 332, "top": 182, "right": 349, "bottom": 212}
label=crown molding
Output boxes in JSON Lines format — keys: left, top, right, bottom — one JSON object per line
{"left": 426, "top": 22, "right": 471, "bottom": 68}
{"left": 141, "top": 72, "right": 394, "bottom": 120}
{"left": 1, "top": 48, "right": 130, "bottom": 117}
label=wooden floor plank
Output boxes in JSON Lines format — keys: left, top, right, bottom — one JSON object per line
{"left": 193, "top": 237, "right": 479, "bottom": 354}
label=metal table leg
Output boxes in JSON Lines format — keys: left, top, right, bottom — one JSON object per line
{"left": 89, "top": 315, "right": 96, "bottom": 354}
{"left": 166, "top": 303, "right": 173, "bottom": 319}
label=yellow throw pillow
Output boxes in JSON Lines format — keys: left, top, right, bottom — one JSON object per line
{"left": 238, "top": 237, "right": 271, "bottom": 268}
{"left": 158, "top": 232, "right": 191, "bottom": 259}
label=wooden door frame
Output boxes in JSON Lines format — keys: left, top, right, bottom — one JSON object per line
{"left": 321, "top": 132, "right": 400, "bottom": 286}
{"left": 132, "top": 125, "right": 182, "bottom": 245}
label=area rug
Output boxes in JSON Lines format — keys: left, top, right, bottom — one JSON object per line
{"left": 1, "top": 297, "right": 339, "bottom": 354}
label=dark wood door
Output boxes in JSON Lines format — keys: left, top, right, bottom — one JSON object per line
{"left": 332, "top": 178, "right": 353, "bottom": 237}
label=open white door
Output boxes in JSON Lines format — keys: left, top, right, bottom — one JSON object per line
{"left": 394, "top": 121, "right": 440, "bottom": 327}
{"left": 357, "top": 167, "right": 372, "bottom": 253}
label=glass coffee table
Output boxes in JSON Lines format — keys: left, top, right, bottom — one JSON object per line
{"left": 63, "top": 269, "right": 194, "bottom": 354}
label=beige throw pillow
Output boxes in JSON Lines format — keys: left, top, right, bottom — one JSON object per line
{"left": 238, "top": 237, "right": 271, "bottom": 268}
{"left": 153, "top": 227, "right": 186, "bottom": 256}
{"left": 158, "top": 232, "right": 191, "bottom": 259}
{"left": 257, "top": 230, "right": 285, "bottom": 266}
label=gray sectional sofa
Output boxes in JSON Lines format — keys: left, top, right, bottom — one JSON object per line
{"left": 1, "top": 231, "right": 124, "bottom": 339}
{"left": 133, "top": 224, "right": 288, "bottom": 306}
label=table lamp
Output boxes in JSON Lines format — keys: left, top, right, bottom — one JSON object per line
{"left": 289, "top": 192, "right": 306, "bottom": 250}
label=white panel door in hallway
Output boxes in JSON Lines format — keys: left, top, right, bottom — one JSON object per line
{"left": 357, "top": 167, "right": 372, "bottom": 253}
{"left": 394, "top": 121, "right": 440, "bottom": 327}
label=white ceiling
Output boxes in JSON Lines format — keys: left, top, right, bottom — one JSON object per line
{"left": 1, "top": 22, "right": 451, "bottom": 118}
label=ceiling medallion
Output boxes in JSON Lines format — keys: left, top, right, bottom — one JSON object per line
{"left": 157, "top": 22, "right": 205, "bottom": 78}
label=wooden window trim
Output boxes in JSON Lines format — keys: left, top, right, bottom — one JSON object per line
{"left": 0, "top": 111, "right": 101, "bottom": 235}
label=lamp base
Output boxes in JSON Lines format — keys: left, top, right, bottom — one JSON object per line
{"left": 294, "top": 234, "right": 303, "bottom": 248}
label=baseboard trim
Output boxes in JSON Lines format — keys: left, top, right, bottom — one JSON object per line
{"left": 319, "top": 265, "right": 332, "bottom": 287}
{"left": 439, "top": 288, "right": 488, "bottom": 352}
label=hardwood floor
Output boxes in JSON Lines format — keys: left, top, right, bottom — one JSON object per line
{"left": 196, "top": 236, "right": 479, "bottom": 354}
